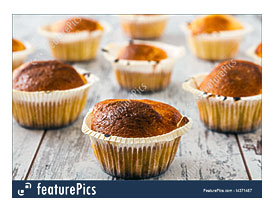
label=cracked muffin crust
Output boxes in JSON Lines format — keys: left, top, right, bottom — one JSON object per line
{"left": 199, "top": 60, "right": 262, "bottom": 97}
{"left": 90, "top": 99, "right": 189, "bottom": 138}
{"left": 13, "top": 60, "right": 86, "bottom": 92}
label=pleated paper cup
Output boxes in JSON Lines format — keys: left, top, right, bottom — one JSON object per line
{"left": 183, "top": 73, "right": 261, "bottom": 133}
{"left": 12, "top": 69, "right": 98, "bottom": 129}
{"left": 82, "top": 111, "right": 192, "bottom": 179}
{"left": 247, "top": 45, "right": 262, "bottom": 65}
{"left": 120, "top": 15, "right": 168, "bottom": 39}
{"left": 181, "top": 22, "right": 252, "bottom": 60}
{"left": 39, "top": 21, "right": 111, "bottom": 62}
{"left": 12, "top": 42, "right": 33, "bottom": 70}
{"left": 102, "top": 40, "right": 185, "bottom": 92}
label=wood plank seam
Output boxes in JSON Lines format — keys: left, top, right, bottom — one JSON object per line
{"left": 24, "top": 130, "right": 47, "bottom": 180}
{"left": 235, "top": 134, "right": 252, "bottom": 180}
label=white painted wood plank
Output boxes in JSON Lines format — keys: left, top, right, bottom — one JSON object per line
{"left": 27, "top": 118, "right": 112, "bottom": 180}
{"left": 12, "top": 121, "right": 44, "bottom": 180}
{"left": 237, "top": 129, "right": 262, "bottom": 180}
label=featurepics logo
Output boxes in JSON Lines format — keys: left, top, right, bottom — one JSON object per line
{"left": 37, "top": 183, "right": 96, "bottom": 196}
{"left": 202, "top": 59, "right": 237, "bottom": 93}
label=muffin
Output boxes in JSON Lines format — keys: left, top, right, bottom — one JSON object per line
{"left": 120, "top": 15, "right": 168, "bottom": 39}
{"left": 102, "top": 40, "right": 184, "bottom": 92}
{"left": 255, "top": 43, "right": 262, "bottom": 58}
{"left": 247, "top": 42, "right": 262, "bottom": 64}
{"left": 12, "top": 38, "right": 33, "bottom": 70}
{"left": 82, "top": 99, "right": 192, "bottom": 179}
{"left": 39, "top": 17, "right": 109, "bottom": 61}
{"left": 183, "top": 60, "right": 261, "bottom": 133}
{"left": 181, "top": 15, "right": 250, "bottom": 60}
{"left": 13, "top": 60, "right": 98, "bottom": 129}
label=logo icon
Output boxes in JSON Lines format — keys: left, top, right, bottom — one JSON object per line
{"left": 17, "top": 182, "right": 32, "bottom": 197}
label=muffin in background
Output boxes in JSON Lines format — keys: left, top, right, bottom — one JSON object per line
{"left": 247, "top": 42, "right": 262, "bottom": 65}
{"left": 12, "top": 39, "right": 33, "bottom": 70}
{"left": 183, "top": 60, "right": 261, "bottom": 133}
{"left": 39, "top": 17, "right": 109, "bottom": 61}
{"left": 13, "top": 60, "right": 98, "bottom": 129}
{"left": 182, "top": 15, "right": 251, "bottom": 60}
{"left": 120, "top": 15, "right": 168, "bottom": 39}
{"left": 102, "top": 40, "right": 184, "bottom": 92}
{"left": 255, "top": 43, "right": 262, "bottom": 58}
{"left": 82, "top": 99, "right": 192, "bottom": 179}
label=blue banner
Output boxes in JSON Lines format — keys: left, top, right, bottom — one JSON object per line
{"left": 12, "top": 180, "right": 262, "bottom": 198}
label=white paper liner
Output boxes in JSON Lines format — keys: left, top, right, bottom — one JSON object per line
{"left": 119, "top": 15, "right": 168, "bottom": 24}
{"left": 247, "top": 45, "right": 262, "bottom": 65}
{"left": 102, "top": 40, "right": 185, "bottom": 73}
{"left": 183, "top": 73, "right": 261, "bottom": 133}
{"left": 82, "top": 109, "right": 192, "bottom": 178}
{"left": 12, "top": 68, "right": 99, "bottom": 129}
{"left": 12, "top": 42, "right": 34, "bottom": 68}
{"left": 38, "top": 21, "right": 111, "bottom": 43}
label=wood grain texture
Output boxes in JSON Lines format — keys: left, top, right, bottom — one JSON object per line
{"left": 12, "top": 121, "right": 44, "bottom": 180}
{"left": 12, "top": 15, "right": 262, "bottom": 180}
{"left": 237, "top": 129, "right": 262, "bottom": 180}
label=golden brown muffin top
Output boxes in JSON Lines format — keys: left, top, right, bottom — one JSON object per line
{"left": 50, "top": 17, "right": 103, "bottom": 33}
{"left": 90, "top": 99, "right": 189, "bottom": 138}
{"left": 188, "top": 15, "right": 243, "bottom": 35}
{"left": 118, "top": 44, "right": 168, "bottom": 61}
{"left": 12, "top": 39, "right": 26, "bottom": 52}
{"left": 13, "top": 60, "right": 86, "bottom": 92}
{"left": 135, "top": 14, "right": 158, "bottom": 16}
{"left": 255, "top": 43, "right": 262, "bottom": 58}
{"left": 199, "top": 60, "right": 262, "bottom": 97}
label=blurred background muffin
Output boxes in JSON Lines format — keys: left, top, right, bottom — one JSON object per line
{"left": 102, "top": 40, "right": 184, "bottom": 92}
{"left": 182, "top": 15, "right": 250, "bottom": 60}
{"left": 12, "top": 38, "right": 33, "bottom": 70}
{"left": 255, "top": 42, "right": 262, "bottom": 58}
{"left": 247, "top": 42, "right": 262, "bottom": 64}
{"left": 39, "top": 17, "right": 108, "bottom": 61}
{"left": 120, "top": 15, "right": 168, "bottom": 39}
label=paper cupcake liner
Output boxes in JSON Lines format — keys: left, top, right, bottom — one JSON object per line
{"left": 82, "top": 111, "right": 192, "bottom": 179}
{"left": 102, "top": 40, "right": 184, "bottom": 92}
{"left": 183, "top": 73, "right": 261, "bottom": 133}
{"left": 12, "top": 42, "right": 33, "bottom": 70}
{"left": 120, "top": 15, "right": 168, "bottom": 39}
{"left": 181, "top": 22, "right": 252, "bottom": 60}
{"left": 12, "top": 69, "right": 98, "bottom": 129}
{"left": 39, "top": 21, "right": 111, "bottom": 61}
{"left": 115, "top": 69, "right": 172, "bottom": 92}
{"left": 246, "top": 45, "right": 262, "bottom": 65}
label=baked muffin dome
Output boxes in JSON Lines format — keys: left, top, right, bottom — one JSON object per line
{"left": 50, "top": 17, "right": 103, "bottom": 33}
{"left": 255, "top": 43, "right": 262, "bottom": 58}
{"left": 12, "top": 39, "right": 26, "bottom": 52}
{"left": 188, "top": 15, "right": 243, "bottom": 35}
{"left": 13, "top": 60, "right": 86, "bottom": 91}
{"left": 118, "top": 43, "right": 168, "bottom": 61}
{"left": 90, "top": 99, "right": 189, "bottom": 138}
{"left": 199, "top": 60, "right": 262, "bottom": 97}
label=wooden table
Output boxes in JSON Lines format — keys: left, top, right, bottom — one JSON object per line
{"left": 13, "top": 15, "right": 262, "bottom": 180}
